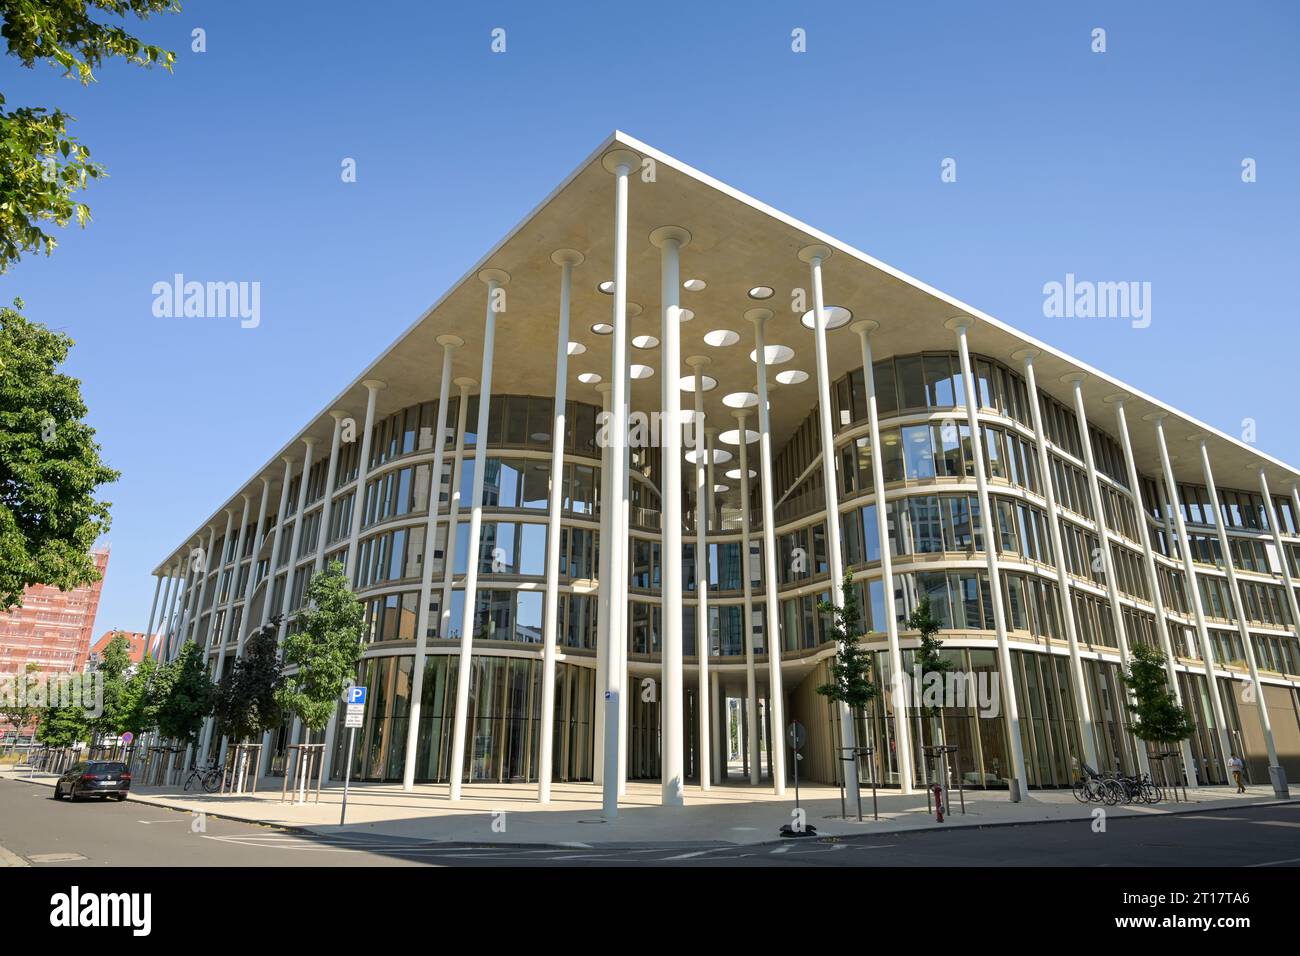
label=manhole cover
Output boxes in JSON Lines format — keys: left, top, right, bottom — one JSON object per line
{"left": 28, "top": 852, "right": 87, "bottom": 863}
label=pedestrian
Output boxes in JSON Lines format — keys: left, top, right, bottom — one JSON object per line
{"left": 1228, "top": 753, "right": 1245, "bottom": 793}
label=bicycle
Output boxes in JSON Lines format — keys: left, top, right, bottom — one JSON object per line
{"left": 183, "top": 762, "right": 222, "bottom": 793}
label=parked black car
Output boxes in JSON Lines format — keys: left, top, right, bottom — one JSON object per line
{"left": 54, "top": 761, "right": 131, "bottom": 801}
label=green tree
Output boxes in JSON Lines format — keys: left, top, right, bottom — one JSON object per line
{"left": 0, "top": 661, "right": 42, "bottom": 748}
{"left": 86, "top": 629, "right": 132, "bottom": 741}
{"left": 0, "top": 0, "right": 180, "bottom": 271}
{"left": 155, "top": 640, "right": 212, "bottom": 751}
{"left": 35, "top": 674, "right": 88, "bottom": 748}
{"left": 0, "top": 300, "right": 119, "bottom": 610}
{"left": 120, "top": 655, "right": 165, "bottom": 738}
{"left": 905, "top": 595, "right": 953, "bottom": 727}
{"left": 1121, "top": 643, "right": 1195, "bottom": 746}
{"left": 817, "top": 573, "right": 878, "bottom": 779}
{"left": 212, "top": 618, "right": 284, "bottom": 744}
{"left": 277, "top": 563, "right": 365, "bottom": 734}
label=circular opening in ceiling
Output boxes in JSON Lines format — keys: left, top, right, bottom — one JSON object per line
{"left": 678, "top": 308, "right": 695, "bottom": 322}
{"left": 598, "top": 281, "right": 614, "bottom": 294}
{"left": 683, "top": 279, "right": 707, "bottom": 292}
{"left": 577, "top": 372, "right": 602, "bottom": 385}
{"left": 704, "top": 329, "right": 740, "bottom": 348}
{"left": 680, "top": 375, "right": 718, "bottom": 392}
{"left": 723, "top": 391, "right": 759, "bottom": 408}
{"left": 591, "top": 323, "right": 612, "bottom": 335}
{"left": 567, "top": 342, "right": 587, "bottom": 356}
{"left": 719, "top": 428, "right": 760, "bottom": 445}
{"left": 713, "top": 483, "right": 729, "bottom": 493}
{"left": 800, "top": 305, "right": 853, "bottom": 330}
{"left": 726, "top": 468, "right": 758, "bottom": 480}
{"left": 749, "top": 345, "right": 794, "bottom": 365}
{"left": 629, "top": 364, "right": 654, "bottom": 380}
{"left": 530, "top": 432, "right": 551, "bottom": 443}
{"left": 747, "top": 286, "right": 774, "bottom": 300}
{"left": 632, "top": 334, "right": 659, "bottom": 349}
{"left": 685, "top": 448, "right": 734, "bottom": 466}
{"left": 775, "top": 369, "right": 809, "bottom": 386}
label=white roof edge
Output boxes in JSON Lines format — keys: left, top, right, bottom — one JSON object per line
{"left": 155, "top": 130, "right": 1298, "bottom": 572}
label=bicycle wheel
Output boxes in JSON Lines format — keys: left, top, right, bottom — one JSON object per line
{"left": 1102, "top": 780, "right": 1123, "bottom": 805}
{"left": 203, "top": 770, "right": 222, "bottom": 793}
{"left": 1072, "top": 780, "right": 1092, "bottom": 804}
{"left": 1142, "top": 782, "right": 1162, "bottom": 803}
{"left": 183, "top": 774, "right": 195, "bottom": 792}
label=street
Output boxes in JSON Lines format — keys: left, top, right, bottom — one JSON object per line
{"left": 2, "top": 777, "right": 1298, "bottom": 867}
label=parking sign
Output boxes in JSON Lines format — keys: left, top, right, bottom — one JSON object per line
{"left": 347, "top": 686, "right": 367, "bottom": 705}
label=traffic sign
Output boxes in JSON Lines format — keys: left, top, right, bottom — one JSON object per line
{"left": 121, "top": 732, "right": 134, "bottom": 747}
{"left": 345, "top": 705, "right": 364, "bottom": 728}
{"left": 346, "top": 686, "right": 367, "bottom": 705}
{"left": 787, "top": 721, "right": 806, "bottom": 750}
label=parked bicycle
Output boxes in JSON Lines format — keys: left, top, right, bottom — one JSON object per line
{"left": 182, "top": 761, "right": 222, "bottom": 793}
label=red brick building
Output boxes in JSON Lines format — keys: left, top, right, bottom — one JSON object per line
{"left": 0, "top": 547, "right": 110, "bottom": 677}
{"left": 84, "top": 628, "right": 158, "bottom": 670}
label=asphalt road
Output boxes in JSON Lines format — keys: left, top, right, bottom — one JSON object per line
{"left": 2, "top": 777, "right": 1298, "bottom": 867}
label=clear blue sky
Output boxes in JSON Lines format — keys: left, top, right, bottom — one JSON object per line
{"left": 3, "top": 1, "right": 1297, "bottom": 637}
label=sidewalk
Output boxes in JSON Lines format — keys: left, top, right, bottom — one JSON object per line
{"left": 3, "top": 768, "right": 1288, "bottom": 847}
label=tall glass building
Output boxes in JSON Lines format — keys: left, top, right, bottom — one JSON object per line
{"left": 145, "top": 133, "right": 1300, "bottom": 807}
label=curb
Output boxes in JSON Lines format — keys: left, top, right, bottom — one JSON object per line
{"left": 4, "top": 772, "right": 1289, "bottom": 852}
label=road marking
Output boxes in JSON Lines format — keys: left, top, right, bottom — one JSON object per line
{"left": 1179, "top": 815, "right": 1248, "bottom": 821}
{"left": 28, "top": 852, "right": 87, "bottom": 863}
{"left": 1248, "top": 856, "right": 1300, "bottom": 868}
{"left": 770, "top": 845, "right": 790, "bottom": 854}
{"left": 1253, "top": 820, "right": 1300, "bottom": 828}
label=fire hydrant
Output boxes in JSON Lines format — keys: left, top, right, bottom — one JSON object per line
{"left": 933, "top": 782, "right": 945, "bottom": 823}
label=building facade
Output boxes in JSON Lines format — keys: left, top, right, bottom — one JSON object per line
{"left": 1, "top": 547, "right": 109, "bottom": 676}
{"left": 147, "top": 134, "right": 1300, "bottom": 808}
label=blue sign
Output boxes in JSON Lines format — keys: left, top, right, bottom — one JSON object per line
{"left": 347, "top": 686, "right": 367, "bottom": 705}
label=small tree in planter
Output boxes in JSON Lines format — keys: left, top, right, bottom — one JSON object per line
{"left": 276, "top": 563, "right": 365, "bottom": 798}
{"left": 1121, "top": 642, "right": 1194, "bottom": 788}
{"left": 87, "top": 631, "right": 134, "bottom": 749}
{"left": 816, "top": 573, "right": 878, "bottom": 793}
{"left": 212, "top": 618, "right": 284, "bottom": 790}
{"left": 906, "top": 595, "right": 954, "bottom": 803}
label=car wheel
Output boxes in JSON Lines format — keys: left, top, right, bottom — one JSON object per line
{"left": 113, "top": 794, "right": 127, "bottom": 801}
{"left": 53, "top": 784, "right": 64, "bottom": 800}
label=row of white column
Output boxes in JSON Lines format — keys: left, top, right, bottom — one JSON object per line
{"left": 144, "top": 164, "right": 1297, "bottom": 805}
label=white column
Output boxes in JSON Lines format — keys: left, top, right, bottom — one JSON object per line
{"left": 236, "top": 477, "right": 273, "bottom": 656}
{"left": 438, "top": 380, "right": 474, "bottom": 638}
{"left": 1148, "top": 413, "right": 1232, "bottom": 781}
{"left": 183, "top": 532, "right": 211, "bottom": 647}
{"left": 315, "top": 411, "right": 348, "bottom": 573}
{"left": 1065, "top": 375, "right": 1151, "bottom": 779}
{"left": 449, "top": 268, "right": 509, "bottom": 801}
{"left": 799, "top": 243, "right": 861, "bottom": 807}
{"left": 263, "top": 458, "right": 294, "bottom": 627}
{"left": 142, "top": 574, "right": 163, "bottom": 662}
{"left": 686, "top": 356, "right": 712, "bottom": 791}
{"left": 343, "top": 382, "right": 385, "bottom": 585}
{"left": 400, "top": 335, "right": 462, "bottom": 791}
{"left": 157, "top": 568, "right": 179, "bottom": 661}
{"left": 855, "top": 320, "right": 916, "bottom": 793}
{"left": 1108, "top": 394, "right": 1196, "bottom": 785}
{"left": 278, "top": 439, "right": 317, "bottom": 640}
{"left": 600, "top": 147, "right": 637, "bottom": 816}
{"left": 947, "top": 317, "right": 1027, "bottom": 800}
{"left": 1194, "top": 437, "right": 1287, "bottom": 796}
{"left": 165, "top": 560, "right": 189, "bottom": 659}
{"left": 617, "top": 307, "right": 636, "bottom": 797}
{"left": 202, "top": 510, "right": 234, "bottom": 656}
{"left": 593, "top": 381, "right": 612, "bottom": 786}
{"left": 747, "top": 309, "right": 787, "bottom": 794}
{"left": 205, "top": 493, "right": 252, "bottom": 762}
{"left": 735, "top": 410, "right": 761, "bottom": 785}
{"left": 1259, "top": 468, "right": 1300, "bottom": 646}
{"left": 651, "top": 226, "right": 689, "bottom": 806}
{"left": 1016, "top": 351, "right": 1100, "bottom": 769}
{"left": 538, "top": 250, "right": 583, "bottom": 802}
